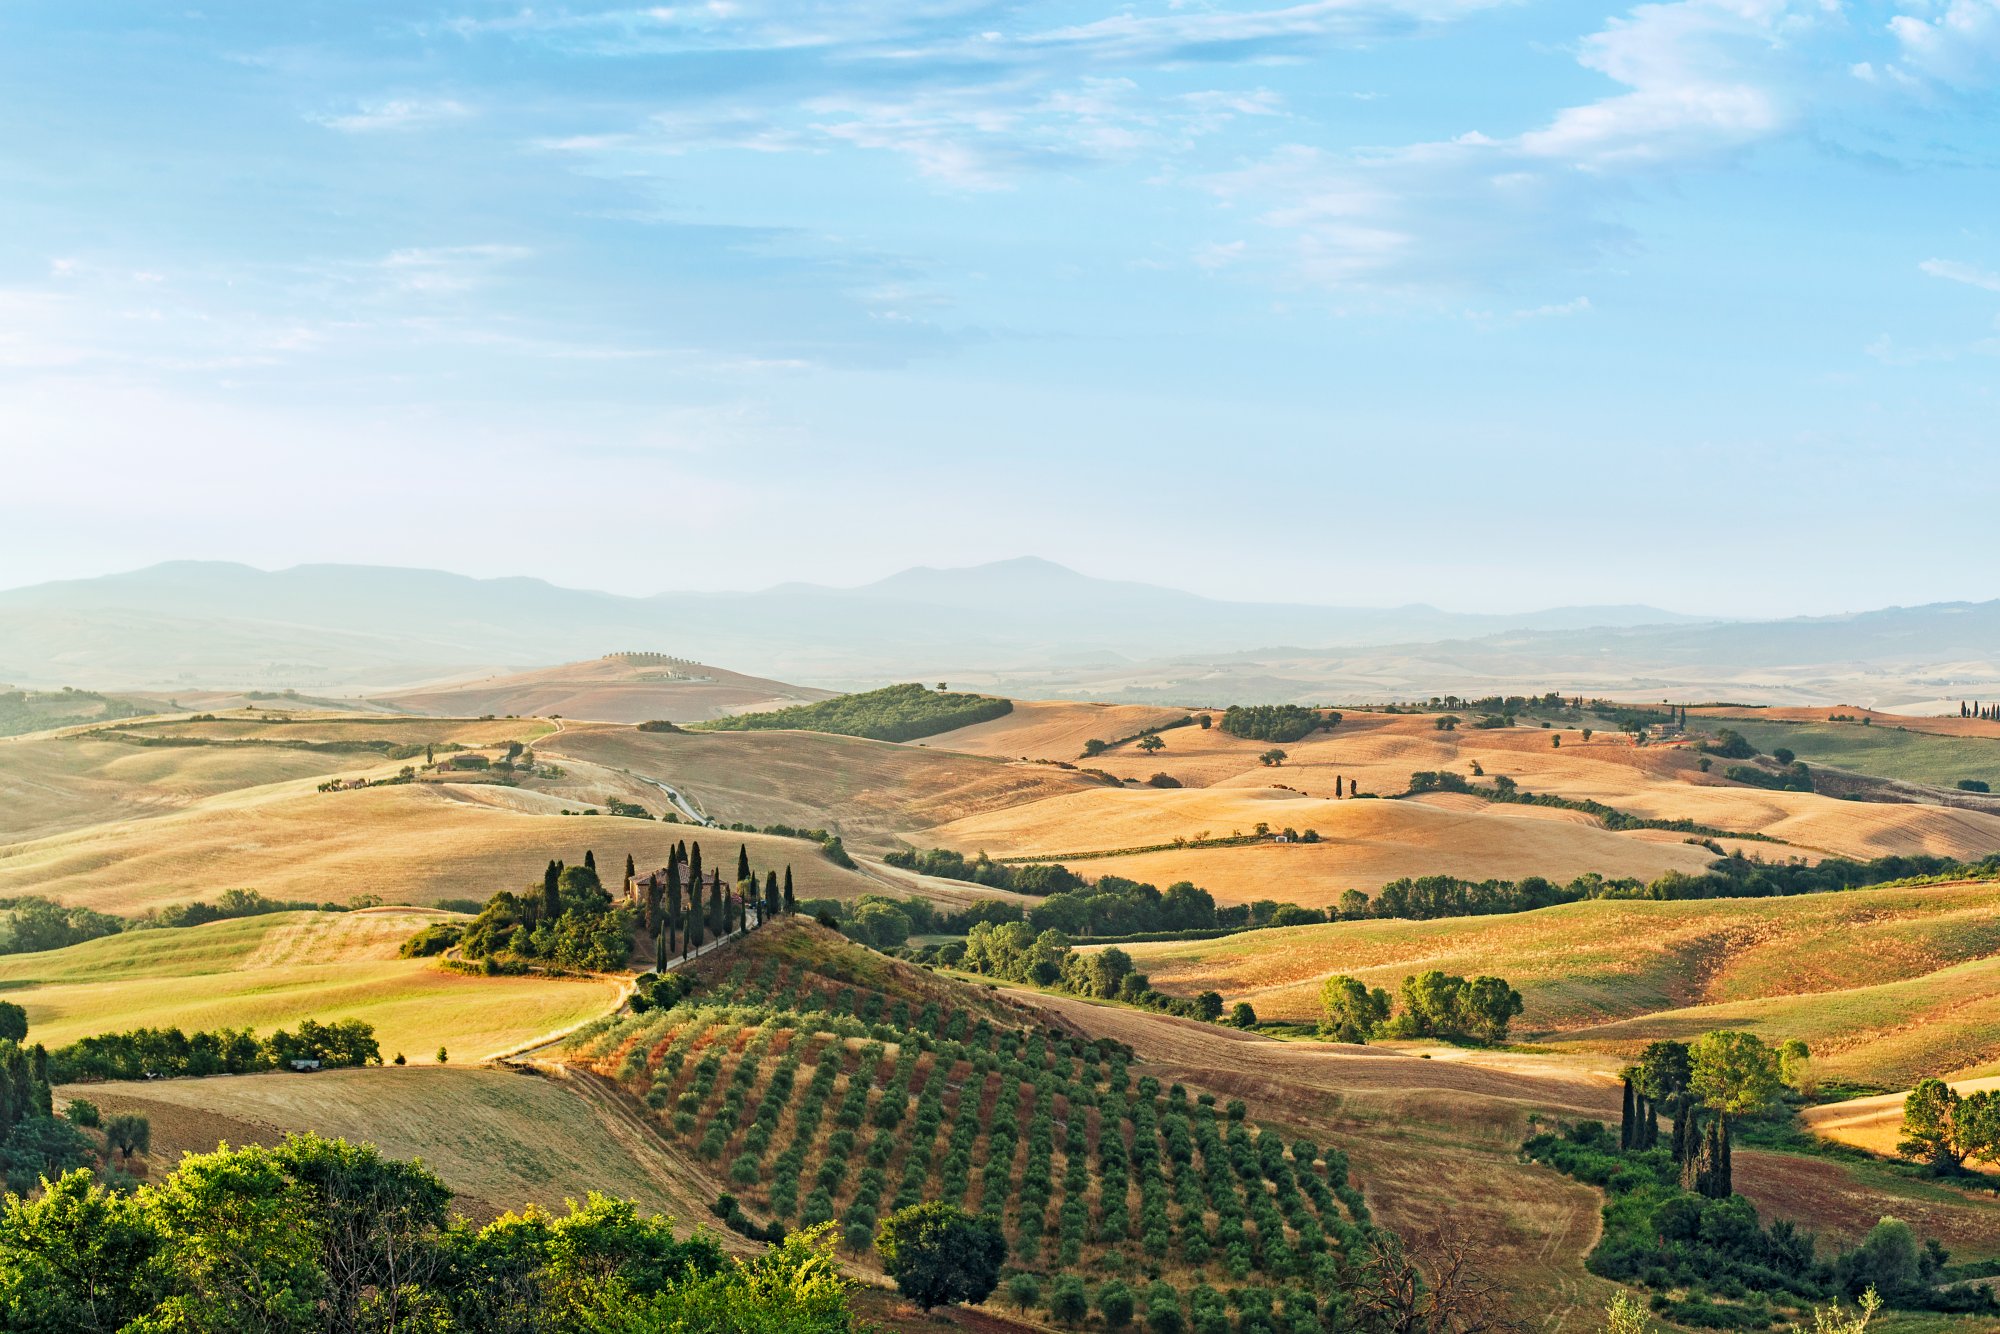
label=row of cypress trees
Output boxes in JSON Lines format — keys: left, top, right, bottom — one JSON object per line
{"left": 636, "top": 841, "right": 798, "bottom": 973}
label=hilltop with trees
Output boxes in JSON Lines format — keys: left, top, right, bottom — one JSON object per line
{"left": 704, "top": 683, "right": 1012, "bottom": 743}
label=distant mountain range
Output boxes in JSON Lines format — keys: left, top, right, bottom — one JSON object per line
{"left": 0, "top": 558, "right": 1993, "bottom": 707}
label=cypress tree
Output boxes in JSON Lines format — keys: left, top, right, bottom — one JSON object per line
{"left": 1619, "top": 1078, "right": 1637, "bottom": 1150}
{"left": 584, "top": 849, "right": 596, "bottom": 874}
{"left": 737, "top": 844, "right": 751, "bottom": 883}
{"left": 764, "top": 870, "right": 780, "bottom": 923}
{"left": 709, "top": 872, "right": 723, "bottom": 937}
{"left": 655, "top": 929, "right": 667, "bottom": 974}
{"left": 783, "top": 866, "right": 795, "bottom": 914}
{"left": 667, "top": 873, "right": 682, "bottom": 957}
{"left": 543, "top": 860, "right": 562, "bottom": 924}
{"left": 689, "top": 843, "right": 703, "bottom": 892}
{"left": 625, "top": 852, "right": 636, "bottom": 880}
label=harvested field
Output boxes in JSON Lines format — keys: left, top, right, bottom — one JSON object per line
{"left": 931, "top": 788, "right": 1719, "bottom": 904}
{"left": 0, "top": 779, "right": 876, "bottom": 915}
{"left": 916, "top": 699, "right": 1194, "bottom": 761}
{"left": 543, "top": 723, "right": 1096, "bottom": 853}
{"left": 60, "top": 1065, "right": 701, "bottom": 1223}
{"left": 0, "top": 909, "right": 623, "bottom": 1061}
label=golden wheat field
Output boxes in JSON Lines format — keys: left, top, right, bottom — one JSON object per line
{"left": 1114, "top": 882, "right": 2000, "bottom": 1084}
{"left": 3, "top": 909, "right": 622, "bottom": 1061}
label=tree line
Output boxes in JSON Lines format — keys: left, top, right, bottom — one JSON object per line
{"left": 0, "top": 888, "right": 373, "bottom": 956}
{"left": 945, "top": 922, "right": 1260, "bottom": 1027}
{"left": 47, "top": 1018, "right": 382, "bottom": 1083}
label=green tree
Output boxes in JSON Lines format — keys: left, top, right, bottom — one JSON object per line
{"left": 1136, "top": 735, "right": 1164, "bottom": 755}
{"left": 1897, "top": 1078, "right": 1968, "bottom": 1170}
{"left": 1007, "top": 1272, "right": 1041, "bottom": 1314}
{"left": 0, "top": 1003, "right": 24, "bottom": 1044}
{"left": 1459, "top": 975, "right": 1524, "bottom": 1043}
{"left": 1779, "top": 1038, "right": 1815, "bottom": 1097}
{"left": 1689, "top": 1031, "right": 1781, "bottom": 1120}
{"left": 0, "top": 1169, "right": 163, "bottom": 1334}
{"left": 1228, "top": 1001, "right": 1257, "bottom": 1028}
{"left": 139, "top": 1142, "right": 323, "bottom": 1334}
{"left": 1605, "top": 1290, "right": 1651, "bottom": 1334}
{"left": 1097, "top": 1278, "right": 1135, "bottom": 1329}
{"left": 1194, "top": 991, "right": 1224, "bottom": 1022}
{"left": 1146, "top": 1281, "right": 1185, "bottom": 1334}
{"left": 873, "top": 1202, "right": 1005, "bottom": 1312}
{"left": 1258, "top": 748, "right": 1287, "bottom": 767}
{"left": 1959, "top": 1089, "right": 2000, "bottom": 1166}
{"left": 103, "top": 1114, "right": 150, "bottom": 1164}
{"left": 270, "top": 1134, "right": 451, "bottom": 1334}
{"left": 1049, "top": 1273, "right": 1089, "bottom": 1325}
{"left": 1317, "top": 975, "right": 1389, "bottom": 1044}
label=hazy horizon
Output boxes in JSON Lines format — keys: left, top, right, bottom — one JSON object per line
{"left": 4, "top": 4, "right": 1996, "bottom": 618}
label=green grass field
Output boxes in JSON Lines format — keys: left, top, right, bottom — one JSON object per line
{"left": 0, "top": 909, "right": 623, "bottom": 1062}
{"left": 1694, "top": 717, "right": 2000, "bottom": 789}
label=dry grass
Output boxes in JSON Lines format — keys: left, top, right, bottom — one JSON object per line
{"left": 380, "top": 655, "right": 832, "bottom": 725}
{"left": 60, "top": 1065, "right": 703, "bottom": 1223}
{"left": 0, "top": 780, "right": 878, "bottom": 915}
{"left": 930, "top": 787, "right": 1718, "bottom": 904}
{"left": 1798, "top": 1076, "right": 2000, "bottom": 1156}
{"left": 0, "top": 909, "right": 622, "bottom": 1061}
{"left": 1119, "top": 882, "right": 2000, "bottom": 1084}
{"left": 543, "top": 723, "right": 1096, "bottom": 853}
{"left": 914, "top": 700, "right": 1195, "bottom": 761}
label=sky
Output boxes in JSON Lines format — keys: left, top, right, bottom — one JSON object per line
{"left": 0, "top": 1, "right": 1995, "bottom": 617}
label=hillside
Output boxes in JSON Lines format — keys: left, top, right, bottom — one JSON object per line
{"left": 542, "top": 722, "right": 1097, "bottom": 854}
{"left": 60, "top": 1065, "right": 707, "bottom": 1224}
{"left": 379, "top": 652, "right": 833, "bottom": 725}
{"left": 559, "top": 917, "right": 1388, "bottom": 1316}
{"left": 4, "top": 908, "right": 621, "bottom": 1061}
{"left": 702, "top": 682, "right": 1014, "bottom": 743}
{"left": 1116, "top": 881, "right": 2000, "bottom": 1086}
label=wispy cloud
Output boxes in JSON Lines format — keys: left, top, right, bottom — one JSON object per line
{"left": 1885, "top": 0, "right": 2000, "bottom": 89}
{"left": 1921, "top": 258, "right": 2000, "bottom": 292}
{"left": 309, "top": 98, "right": 472, "bottom": 132}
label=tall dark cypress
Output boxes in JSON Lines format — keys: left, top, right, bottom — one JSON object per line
{"left": 709, "top": 872, "right": 723, "bottom": 937}
{"left": 543, "top": 860, "right": 563, "bottom": 924}
{"left": 764, "top": 870, "right": 780, "bottom": 923}
{"left": 688, "top": 874, "right": 705, "bottom": 953}
{"left": 668, "top": 871, "right": 683, "bottom": 957}
{"left": 689, "top": 843, "right": 703, "bottom": 893}
{"left": 1619, "top": 1079, "right": 1637, "bottom": 1150}
{"left": 737, "top": 844, "right": 751, "bottom": 883}
{"left": 655, "top": 929, "right": 667, "bottom": 974}
{"left": 625, "top": 852, "right": 636, "bottom": 880}
{"left": 783, "top": 866, "right": 795, "bottom": 914}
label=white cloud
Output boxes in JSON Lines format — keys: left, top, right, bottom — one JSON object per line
{"left": 310, "top": 98, "right": 472, "bottom": 132}
{"left": 1921, "top": 258, "right": 2000, "bottom": 292}
{"left": 1886, "top": 0, "right": 2000, "bottom": 88}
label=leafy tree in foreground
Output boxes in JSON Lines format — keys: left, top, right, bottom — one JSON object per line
{"left": 0, "top": 1005, "right": 23, "bottom": 1045}
{"left": 1049, "top": 1273, "right": 1089, "bottom": 1325}
{"left": 873, "top": 1202, "right": 1005, "bottom": 1312}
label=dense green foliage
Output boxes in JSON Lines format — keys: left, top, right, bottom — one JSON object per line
{"left": 1525, "top": 1121, "right": 1995, "bottom": 1325}
{"left": 0, "top": 1133, "right": 863, "bottom": 1333}
{"left": 874, "top": 1201, "right": 1006, "bottom": 1310}
{"left": 48, "top": 1019, "right": 381, "bottom": 1083}
{"left": 1725, "top": 761, "right": 1814, "bottom": 792}
{"left": 950, "top": 922, "right": 1262, "bottom": 1025}
{"left": 1217, "top": 706, "right": 1337, "bottom": 744}
{"left": 881, "top": 848, "right": 1085, "bottom": 895}
{"left": 1316, "top": 972, "right": 1521, "bottom": 1044}
{"left": 883, "top": 863, "right": 1325, "bottom": 941}
{"left": 456, "top": 857, "right": 635, "bottom": 972}
{"left": 705, "top": 684, "right": 1012, "bottom": 742}
{"left": 0, "top": 1040, "right": 96, "bottom": 1194}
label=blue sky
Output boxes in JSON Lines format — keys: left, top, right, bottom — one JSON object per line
{"left": 0, "top": 0, "right": 1995, "bottom": 616}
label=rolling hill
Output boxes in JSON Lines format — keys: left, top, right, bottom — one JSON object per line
{"left": 5, "top": 908, "right": 621, "bottom": 1062}
{"left": 379, "top": 652, "right": 832, "bottom": 725}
